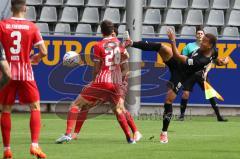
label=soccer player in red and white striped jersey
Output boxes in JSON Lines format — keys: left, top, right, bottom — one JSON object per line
{"left": 70, "top": 28, "right": 142, "bottom": 142}
{"left": 56, "top": 20, "right": 139, "bottom": 144}
{"left": 0, "top": 0, "right": 47, "bottom": 158}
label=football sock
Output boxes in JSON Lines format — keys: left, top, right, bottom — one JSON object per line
{"left": 74, "top": 109, "right": 88, "bottom": 134}
{"left": 124, "top": 111, "right": 138, "bottom": 133}
{"left": 209, "top": 98, "right": 222, "bottom": 119}
{"left": 132, "top": 41, "right": 162, "bottom": 52}
{"left": 30, "top": 110, "right": 41, "bottom": 144}
{"left": 116, "top": 113, "right": 131, "bottom": 139}
{"left": 162, "top": 103, "right": 173, "bottom": 132}
{"left": 1, "top": 112, "right": 11, "bottom": 148}
{"left": 66, "top": 106, "right": 79, "bottom": 135}
{"left": 180, "top": 99, "right": 188, "bottom": 117}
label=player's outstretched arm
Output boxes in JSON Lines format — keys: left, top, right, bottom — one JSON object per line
{"left": 167, "top": 29, "right": 188, "bottom": 64}
{"left": 215, "top": 57, "right": 229, "bottom": 66}
{"left": 0, "top": 60, "right": 11, "bottom": 90}
{"left": 92, "top": 61, "right": 101, "bottom": 81}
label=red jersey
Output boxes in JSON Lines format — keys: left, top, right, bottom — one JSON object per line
{"left": 93, "top": 37, "right": 127, "bottom": 84}
{"left": 0, "top": 17, "right": 43, "bottom": 81}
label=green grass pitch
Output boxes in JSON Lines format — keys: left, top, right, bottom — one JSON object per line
{"left": 0, "top": 114, "right": 239, "bottom": 159}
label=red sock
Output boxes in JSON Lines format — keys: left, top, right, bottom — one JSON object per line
{"left": 116, "top": 113, "right": 131, "bottom": 139}
{"left": 74, "top": 109, "right": 88, "bottom": 134}
{"left": 125, "top": 111, "right": 138, "bottom": 133}
{"left": 1, "top": 112, "right": 11, "bottom": 147}
{"left": 30, "top": 110, "right": 41, "bottom": 143}
{"left": 66, "top": 106, "right": 79, "bottom": 135}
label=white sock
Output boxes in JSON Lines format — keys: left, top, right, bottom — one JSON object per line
{"left": 4, "top": 147, "right": 10, "bottom": 151}
{"left": 162, "top": 131, "right": 167, "bottom": 135}
{"left": 31, "top": 143, "right": 39, "bottom": 148}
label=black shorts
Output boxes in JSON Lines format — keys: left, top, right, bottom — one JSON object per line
{"left": 182, "top": 74, "right": 210, "bottom": 92}
{"left": 165, "top": 58, "right": 185, "bottom": 94}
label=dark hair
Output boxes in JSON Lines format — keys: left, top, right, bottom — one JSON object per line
{"left": 100, "top": 20, "right": 114, "bottom": 36}
{"left": 196, "top": 25, "right": 204, "bottom": 34}
{"left": 114, "top": 27, "right": 118, "bottom": 36}
{"left": 205, "top": 33, "right": 217, "bottom": 48}
{"left": 11, "top": 0, "right": 26, "bottom": 12}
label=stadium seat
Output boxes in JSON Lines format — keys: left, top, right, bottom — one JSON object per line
{"left": 86, "top": 0, "right": 105, "bottom": 7}
{"left": 206, "top": 10, "right": 224, "bottom": 26}
{"left": 54, "top": 23, "right": 71, "bottom": 35}
{"left": 227, "top": 10, "right": 240, "bottom": 26}
{"left": 149, "top": 0, "right": 167, "bottom": 8}
{"left": 180, "top": 26, "right": 196, "bottom": 38}
{"left": 103, "top": 8, "right": 120, "bottom": 24}
{"left": 222, "top": 27, "right": 239, "bottom": 39}
{"left": 107, "top": 0, "right": 126, "bottom": 7}
{"left": 211, "top": 0, "right": 229, "bottom": 9}
{"left": 26, "top": 0, "right": 42, "bottom": 5}
{"left": 143, "top": 9, "right": 161, "bottom": 25}
{"left": 233, "top": 0, "right": 240, "bottom": 9}
{"left": 39, "top": 7, "right": 57, "bottom": 22}
{"left": 159, "top": 26, "right": 175, "bottom": 37}
{"left": 36, "top": 23, "right": 50, "bottom": 35}
{"left": 185, "top": 9, "right": 203, "bottom": 25}
{"left": 81, "top": 7, "right": 99, "bottom": 23}
{"left": 191, "top": 0, "right": 209, "bottom": 9}
{"left": 45, "top": 0, "right": 63, "bottom": 6}
{"left": 26, "top": 6, "right": 36, "bottom": 22}
{"left": 60, "top": 7, "right": 78, "bottom": 23}
{"left": 203, "top": 27, "right": 218, "bottom": 36}
{"left": 118, "top": 25, "right": 126, "bottom": 35}
{"left": 75, "top": 24, "right": 93, "bottom": 36}
{"left": 65, "top": 0, "right": 84, "bottom": 6}
{"left": 170, "top": 0, "right": 188, "bottom": 9}
{"left": 142, "top": 25, "right": 155, "bottom": 37}
{"left": 164, "top": 9, "right": 182, "bottom": 25}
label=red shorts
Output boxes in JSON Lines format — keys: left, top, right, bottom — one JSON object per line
{"left": 0, "top": 80, "right": 40, "bottom": 105}
{"left": 80, "top": 83, "right": 123, "bottom": 105}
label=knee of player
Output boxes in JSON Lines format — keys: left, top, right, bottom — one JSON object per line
{"left": 112, "top": 106, "right": 123, "bottom": 114}
{"left": 29, "top": 102, "right": 41, "bottom": 111}
{"left": 1, "top": 105, "right": 12, "bottom": 113}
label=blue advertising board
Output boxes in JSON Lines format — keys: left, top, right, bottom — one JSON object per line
{"left": 32, "top": 36, "right": 240, "bottom": 106}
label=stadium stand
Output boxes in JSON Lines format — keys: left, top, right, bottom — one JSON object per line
{"left": 26, "top": 6, "right": 37, "bottom": 21}
{"left": 203, "top": 26, "right": 219, "bottom": 36}
{"left": 54, "top": 23, "right": 71, "bottom": 35}
{"left": 0, "top": 0, "right": 237, "bottom": 38}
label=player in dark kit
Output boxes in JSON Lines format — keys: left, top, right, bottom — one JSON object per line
{"left": 178, "top": 26, "right": 228, "bottom": 122}
{"left": 0, "top": 43, "right": 11, "bottom": 90}
{"left": 124, "top": 28, "right": 228, "bottom": 143}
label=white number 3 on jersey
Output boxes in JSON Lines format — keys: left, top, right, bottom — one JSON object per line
{"left": 10, "top": 31, "right": 22, "bottom": 54}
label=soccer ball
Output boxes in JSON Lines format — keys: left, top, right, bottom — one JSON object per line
{"left": 63, "top": 51, "right": 80, "bottom": 67}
